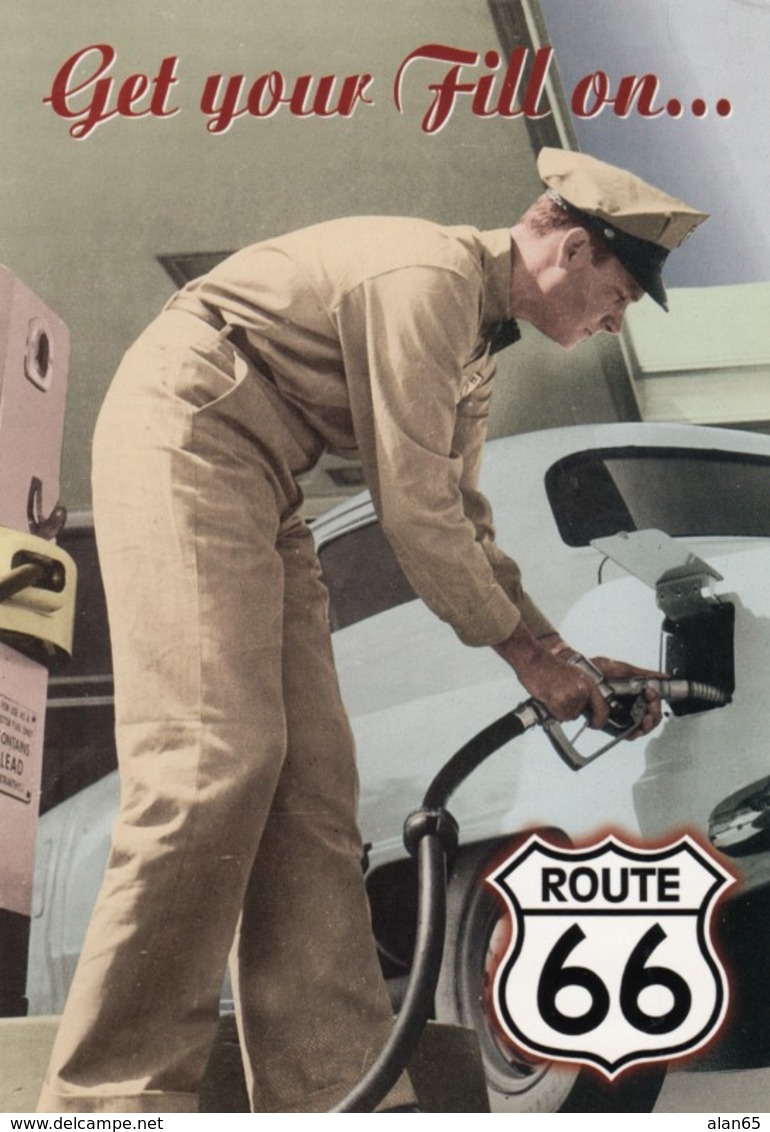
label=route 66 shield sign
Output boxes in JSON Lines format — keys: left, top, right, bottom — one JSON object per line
{"left": 486, "top": 833, "right": 733, "bottom": 1077}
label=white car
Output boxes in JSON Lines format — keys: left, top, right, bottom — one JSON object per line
{"left": 29, "top": 422, "right": 770, "bottom": 1112}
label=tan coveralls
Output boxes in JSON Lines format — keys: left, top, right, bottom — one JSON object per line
{"left": 39, "top": 217, "right": 553, "bottom": 1113}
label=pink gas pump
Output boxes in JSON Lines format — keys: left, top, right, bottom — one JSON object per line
{"left": 0, "top": 268, "right": 75, "bottom": 1017}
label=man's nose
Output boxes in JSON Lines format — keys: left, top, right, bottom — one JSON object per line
{"left": 600, "top": 312, "right": 623, "bottom": 335}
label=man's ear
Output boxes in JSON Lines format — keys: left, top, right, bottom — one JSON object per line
{"left": 556, "top": 227, "right": 592, "bottom": 269}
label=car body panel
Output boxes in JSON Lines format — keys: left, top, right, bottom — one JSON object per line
{"left": 27, "top": 423, "right": 770, "bottom": 1026}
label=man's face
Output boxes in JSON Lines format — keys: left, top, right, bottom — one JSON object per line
{"left": 530, "top": 231, "right": 644, "bottom": 351}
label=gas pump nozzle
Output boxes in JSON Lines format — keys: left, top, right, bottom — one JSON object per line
{"left": 515, "top": 654, "right": 729, "bottom": 771}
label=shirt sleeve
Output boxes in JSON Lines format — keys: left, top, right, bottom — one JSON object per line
{"left": 453, "top": 378, "right": 556, "bottom": 640}
{"left": 335, "top": 264, "right": 549, "bottom": 647}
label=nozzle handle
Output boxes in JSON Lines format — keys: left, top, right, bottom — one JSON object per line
{"left": 517, "top": 669, "right": 730, "bottom": 772}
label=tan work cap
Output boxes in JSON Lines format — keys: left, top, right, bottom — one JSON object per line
{"left": 537, "top": 147, "right": 708, "bottom": 310}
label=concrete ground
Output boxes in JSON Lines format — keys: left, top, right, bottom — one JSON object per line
{"left": 2, "top": 1016, "right": 768, "bottom": 1114}
{"left": 655, "top": 1067, "right": 770, "bottom": 1114}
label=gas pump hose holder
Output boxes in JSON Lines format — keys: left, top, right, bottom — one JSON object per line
{"left": 0, "top": 526, "right": 76, "bottom": 665}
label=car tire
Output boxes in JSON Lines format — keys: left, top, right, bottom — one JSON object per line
{"left": 434, "top": 841, "right": 667, "bottom": 1113}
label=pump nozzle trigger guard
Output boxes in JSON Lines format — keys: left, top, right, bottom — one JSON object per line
{"left": 541, "top": 708, "right": 645, "bottom": 771}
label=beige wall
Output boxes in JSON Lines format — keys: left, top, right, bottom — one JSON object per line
{"left": 3, "top": 0, "right": 627, "bottom": 509}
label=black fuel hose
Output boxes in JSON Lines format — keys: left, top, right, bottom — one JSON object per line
{"left": 330, "top": 834, "right": 448, "bottom": 1113}
{"left": 423, "top": 709, "right": 530, "bottom": 810}
{"left": 331, "top": 709, "right": 529, "bottom": 1112}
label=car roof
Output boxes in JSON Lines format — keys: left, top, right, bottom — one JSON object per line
{"left": 311, "top": 422, "right": 770, "bottom": 546}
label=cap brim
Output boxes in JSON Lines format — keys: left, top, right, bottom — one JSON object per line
{"left": 624, "top": 259, "right": 669, "bottom": 312}
{"left": 579, "top": 210, "right": 671, "bottom": 312}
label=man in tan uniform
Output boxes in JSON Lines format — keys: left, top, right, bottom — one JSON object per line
{"left": 39, "top": 149, "right": 706, "bottom": 1112}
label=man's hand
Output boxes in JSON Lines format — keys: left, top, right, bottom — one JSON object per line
{"left": 588, "top": 655, "right": 664, "bottom": 738}
{"left": 493, "top": 623, "right": 663, "bottom": 738}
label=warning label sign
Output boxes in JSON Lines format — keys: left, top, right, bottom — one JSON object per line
{"left": 0, "top": 692, "right": 38, "bottom": 805}
{"left": 0, "top": 642, "right": 48, "bottom": 915}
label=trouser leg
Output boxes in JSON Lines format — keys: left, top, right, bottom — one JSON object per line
{"left": 38, "top": 319, "right": 295, "bottom": 1111}
{"left": 231, "top": 518, "right": 415, "bottom": 1112}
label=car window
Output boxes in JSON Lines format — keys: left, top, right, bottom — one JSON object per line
{"left": 546, "top": 447, "right": 770, "bottom": 547}
{"left": 318, "top": 522, "right": 416, "bottom": 632}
